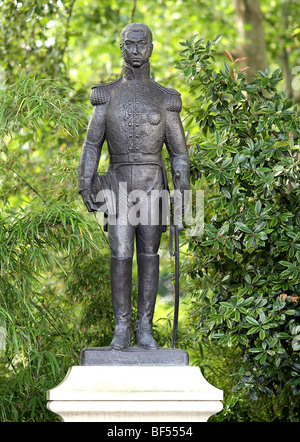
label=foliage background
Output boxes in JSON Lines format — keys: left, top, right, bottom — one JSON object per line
{"left": 0, "top": 0, "right": 299, "bottom": 421}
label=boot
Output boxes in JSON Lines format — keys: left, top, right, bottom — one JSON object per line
{"left": 110, "top": 256, "right": 132, "bottom": 350}
{"left": 135, "top": 253, "right": 159, "bottom": 349}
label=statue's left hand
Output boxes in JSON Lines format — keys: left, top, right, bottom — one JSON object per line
{"left": 80, "top": 190, "right": 100, "bottom": 212}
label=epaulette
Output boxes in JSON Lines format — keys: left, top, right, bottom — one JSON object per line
{"left": 90, "top": 78, "right": 122, "bottom": 106}
{"left": 152, "top": 81, "right": 182, "bottom": 112}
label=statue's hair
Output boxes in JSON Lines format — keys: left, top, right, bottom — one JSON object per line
{"left": 120, "top": 23, "right": 152, "bottom": 46}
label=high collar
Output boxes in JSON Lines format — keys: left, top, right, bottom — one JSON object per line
{"left": 123, "top": 61, "right": 151, "bottom": 80}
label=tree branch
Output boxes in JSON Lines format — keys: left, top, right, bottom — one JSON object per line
{"left": 130, "top": 0, "right": 138, "bottom": 23}
{"left": 60, "top": 0, "right": 76, "bottom": 78}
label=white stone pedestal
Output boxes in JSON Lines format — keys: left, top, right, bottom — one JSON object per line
{"left": 47, "top": 366, "right": 223, "bottom": 422}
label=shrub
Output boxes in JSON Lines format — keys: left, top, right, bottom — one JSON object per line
{"left": 177, "top": 35, "right": 300, "bottom": 420}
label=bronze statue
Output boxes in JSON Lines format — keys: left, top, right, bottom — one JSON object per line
{"left": 78, "top": 23, "right": 190, "bottom": 350}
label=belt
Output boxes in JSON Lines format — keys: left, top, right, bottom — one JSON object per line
{"left": 110, "top": 152, "right": 162, "bottom": 164}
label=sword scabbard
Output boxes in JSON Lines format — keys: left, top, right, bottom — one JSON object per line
{"left": 171, "top": 171, "right": 181, "bottom": 348}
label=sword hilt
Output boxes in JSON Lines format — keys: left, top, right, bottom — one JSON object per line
{"left": 174, "top": 170, "right": 181, "bottom": 187}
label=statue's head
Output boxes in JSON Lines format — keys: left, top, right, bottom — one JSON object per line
{"left": 120, "top": 23, "right": 153, "bottom": 68}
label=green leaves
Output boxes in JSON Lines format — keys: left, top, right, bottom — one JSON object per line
{"left": 255, "top": 200, "right": 262, "bottom": 216}
{"left": 245, "top": 316, "right": 259, "bottom": 326}
{"left": 180, "top": 35, "right": 300, "bottom": 403}
{"left": 0, "top": 75, "right": 88, "bottom": 142}
{"left": 235, "top": 223, "right": 252, "bottom": 234}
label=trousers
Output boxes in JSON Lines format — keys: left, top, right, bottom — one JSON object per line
{"left": 108, "top": 222, "right": 162, "bottom": 258}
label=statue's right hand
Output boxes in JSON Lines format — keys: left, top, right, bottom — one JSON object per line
{"left": 80, "top": 190, "right": 99, "bottom": 212}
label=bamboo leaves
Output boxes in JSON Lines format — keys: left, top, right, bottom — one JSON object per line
{"left": 0, "top": 75, "right": 88, "bottom": 142}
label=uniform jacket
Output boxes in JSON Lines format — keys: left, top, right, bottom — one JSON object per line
{"left": 78, "top": 62, "right": 190, "bottom": 217}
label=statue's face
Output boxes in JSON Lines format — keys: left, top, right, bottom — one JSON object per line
{"left": 122, "top": 30, "right": 153, "bottom": 67}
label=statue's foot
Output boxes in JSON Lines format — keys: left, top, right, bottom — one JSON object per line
{"left": 110, "top": 324, "right": 131, "bottom": 350}
{"left": 135, "top": 328, "right": 158, "bottom": 350}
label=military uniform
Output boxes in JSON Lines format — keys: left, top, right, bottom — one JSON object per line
{"left": 78, "top": 61, "right": 190, "bottom": 349}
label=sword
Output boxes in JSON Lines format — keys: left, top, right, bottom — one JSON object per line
{"left": 169, "top": 171, "right": 182, "bottom": 348}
